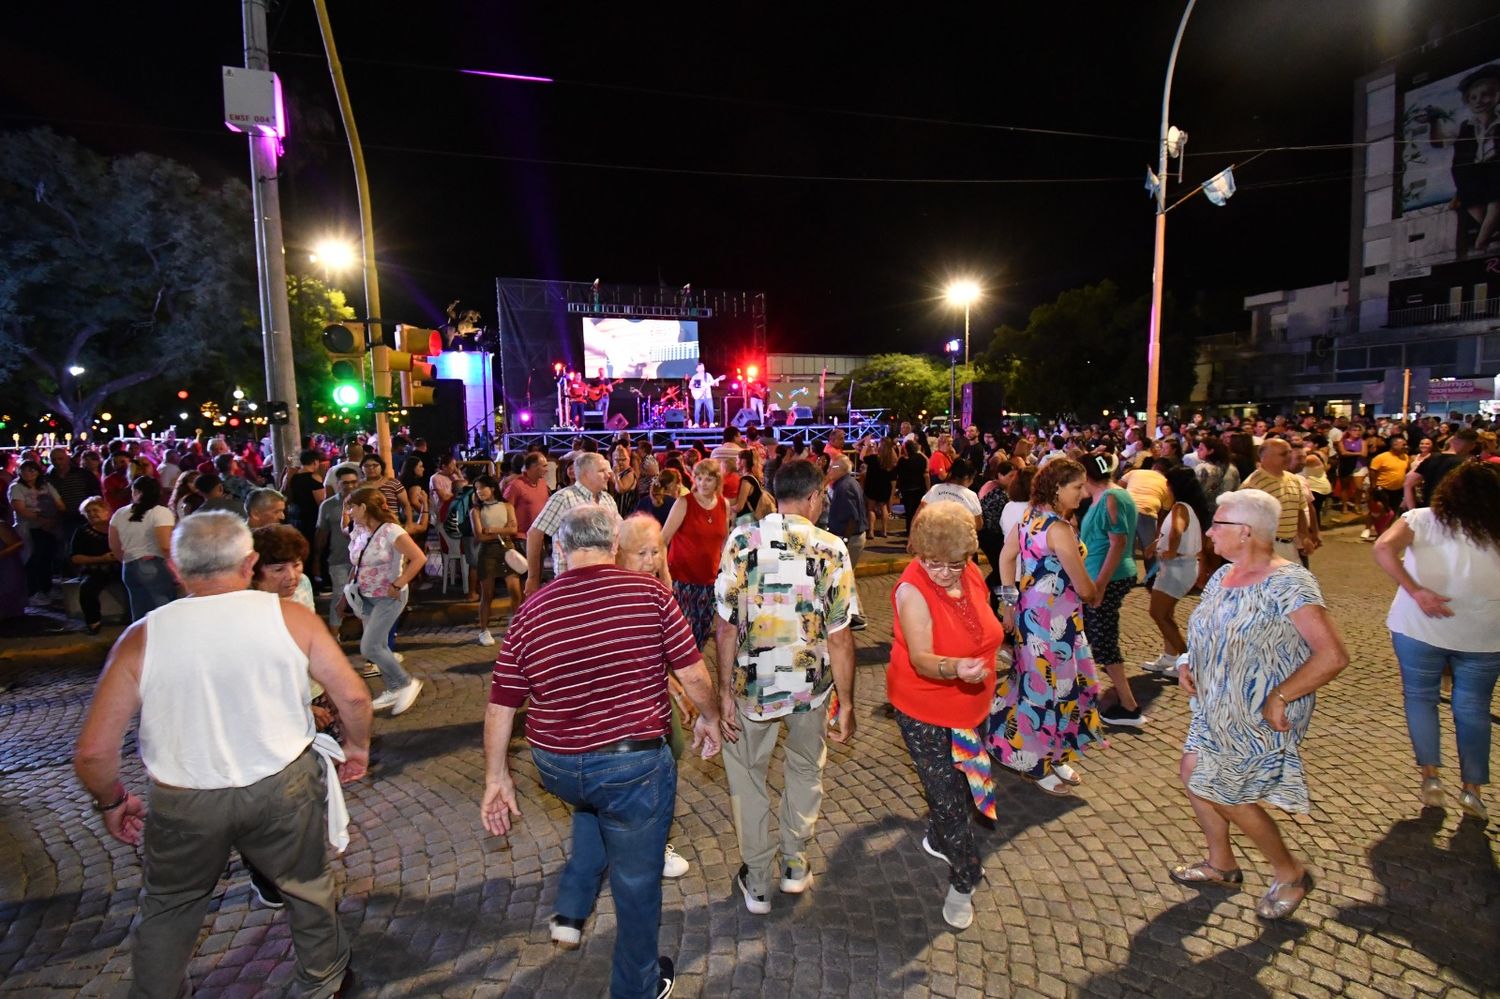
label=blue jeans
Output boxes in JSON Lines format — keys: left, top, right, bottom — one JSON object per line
{"left": 358, "top": 590, "right": 412, "bottom": 690}
{"left": 122, "top": 557, "right": 177, "bottom": 622}
{"left": 531, "top": 744, "right": 675, "bottom": 999}
{"left": 693, "top": 397, "right": 713, "bottom": 426}
{"left": 1393, "top": 631, "right": 1500, "bottom": 785}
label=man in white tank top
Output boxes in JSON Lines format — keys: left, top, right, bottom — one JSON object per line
{"left": 74, "top": 512, "right": 372, "bottom": 999}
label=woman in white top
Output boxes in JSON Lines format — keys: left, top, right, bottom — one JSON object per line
{"left": 8, "top": 459, "right": 64, "bottom": 603}
{"left": 108, "top": 475, "right": 177, "bottom": 621}
{"left": 1372, "top": 461, "right": 1500, "bottom": 822}
{"left": 1142, "top": 467, "right": 1209, "bottom": 673}
{"left": 469, "top": 474, "right": 522, "bottom": 648}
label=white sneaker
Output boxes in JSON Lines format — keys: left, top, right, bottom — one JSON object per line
{"left": 942, "top": 885, "right": 974, "bottom": 930}
{"left": 393, "top": 652, "right": 406, "bottom": 664}
{"left": 1140, "top": 654, "right": 1177, "bottom": 674}
{"left": 549, "top": 914, "right": 584, "bottom": 949}
{"left": 371, "top": 689, "right": 400, "bottom": 710}
{"left": 477, "top": 629, "right": 496, "bottom": 647}
{"left": 390, "top": 679, "right": 423, "bottom": 716}
{"left": 1360, "top": 528, "right": 1373, "bottom": 540}
{"left": 663, "top": 845, "right": 689, "bottom": 878}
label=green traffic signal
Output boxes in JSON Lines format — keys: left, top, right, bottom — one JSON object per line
{"left": 332, "top": 382, "right": 364, "bottom": 408}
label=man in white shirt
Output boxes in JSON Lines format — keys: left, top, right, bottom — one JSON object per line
{"left": 73, "top": 512, "right": 372, "bottom": 998}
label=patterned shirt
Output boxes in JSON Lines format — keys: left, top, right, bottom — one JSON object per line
{"left": 348, "top": 522, "right": 405, "bottom": 597}
{"left": 529, "top": 482, "right": 621, "bottom": 571}
{"left": 714, "top": 513, "right": 855, "bottom": 720}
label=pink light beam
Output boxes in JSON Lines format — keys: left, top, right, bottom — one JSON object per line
{"left": 460, "top": 69, "right": 554, "bottom": 84}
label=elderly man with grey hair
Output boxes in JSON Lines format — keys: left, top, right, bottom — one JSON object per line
{"left": 484, "top": 505, "right": 721, "bottom": 998}
{"left": 73, "top": 511, "right": 372, "bottom": 998}
{"left": 246, "top": 487, "right": 288, "bottom": 529}
{"left": 1238, "top": 439, "right": 1316, "bottom": 564}
{"left": 523, "top": 451, "right": 620, "bottom": 596}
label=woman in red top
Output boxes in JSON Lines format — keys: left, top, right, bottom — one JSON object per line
{"left": 890, "top": 499, "right": 1004, "bottom": 932}
{"left": 661, "top": 458, "right": 729, "bottom": 649}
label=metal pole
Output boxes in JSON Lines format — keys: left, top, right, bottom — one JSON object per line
{"left": 949, "top": 354, "right": 957, "bottom": 436}
{"left": 1145, "top": 0, "right": 1197, "bottom": 443}
{"left": 964, "top": 303, "right": 971, "bottom": 368}
{"left": 242, "top": 0, "right": 302, "bottom": 484}
{"left": 313, "top": 0, "right": 391, "bottom": 465}
{"left": 1401, "top": 367, "right": 1411, "bottom": 418}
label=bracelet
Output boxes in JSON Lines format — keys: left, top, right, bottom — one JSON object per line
{"left": 1274, "top": 689, "right": 1290, "bottom": 707}
{"left": 937, "top": 657, "right": 952, "bottom": 679}
{"left": 92, "top": 789, "right": 127, "bottom": 813}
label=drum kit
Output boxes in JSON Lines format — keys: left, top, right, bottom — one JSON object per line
{"left": 643, "top": 382, "right": 688, "bottom": 426}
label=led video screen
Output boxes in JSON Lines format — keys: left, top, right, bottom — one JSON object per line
{"left": 582, "top": 318, "right": 700, "bottom": 379}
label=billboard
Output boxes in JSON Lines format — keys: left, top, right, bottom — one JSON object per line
{"left": 1393, "top": 59, "right": 1500, "bottom": 276}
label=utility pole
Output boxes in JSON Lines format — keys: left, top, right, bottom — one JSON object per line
{"left": 313, "top": 0, "right": 392, "bottom": 464}
{"left": 241, "top": 0, "right": 302, "bottom": 482}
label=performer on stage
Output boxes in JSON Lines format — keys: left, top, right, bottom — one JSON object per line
{"left": 746, "top": 377, "right": 767, "bottom": 425}
{"left": 688, "top": 362, "right": 723, "bottom": 428}
{"left": 565, "top": 371, "right": 588, "bottom": 428}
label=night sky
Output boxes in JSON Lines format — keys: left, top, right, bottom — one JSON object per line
{"left": 4, "top": 1, "right": 1496, "bottom": 357}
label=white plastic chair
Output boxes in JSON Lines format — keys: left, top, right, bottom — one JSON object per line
{"left": 439, "top": 522, "right": 469, "bottom": 595}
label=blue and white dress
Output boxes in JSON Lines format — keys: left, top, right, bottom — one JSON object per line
{"left": 1183, "top": 563, "right": 1324, "bottom": 813}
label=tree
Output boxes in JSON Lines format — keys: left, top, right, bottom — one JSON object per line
{"left": 835, "top": 353, "right": 981, "bottom": 424}
{"left": 979, "top": 280, "right": 1197, "bottom": 416}
{"left": 284, "top": 274, "right": 355, "bottom": 419}
{"left": 0, "top": 129, "right": 258, "bottom": 434}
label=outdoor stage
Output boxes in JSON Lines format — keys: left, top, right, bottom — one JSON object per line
{"left": 501, "top": 419, "right": 888, "bottom": 454}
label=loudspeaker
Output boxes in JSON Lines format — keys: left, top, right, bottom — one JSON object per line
{"left": 606, "top": 412, "right": 630, "bottom": 431}
{"left": 582, "top": 409, "right": 606, "bottom": 430}
{"left": 731, "top": 405, "right": 758, "bottom": 429}
{"left": 961, "top": 382, "right": 1005, "bottom": 430}
{"left": 662, "top": 409, "right": 687, "bottom": 428}
{"left": 787, "top": 406, "right": 814, "bottom": 426}
{"left": 405, "top": 379, "right": 466, "bottom": 455}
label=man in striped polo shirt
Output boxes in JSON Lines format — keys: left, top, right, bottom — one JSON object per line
{"left": 482, "top": 505, "right": 720, "bottom": 999}
{"left": 1239, "top": 439, "right": 1317, "bottom": 564}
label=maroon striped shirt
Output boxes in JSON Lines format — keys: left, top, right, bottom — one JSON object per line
{"left": 490, "top": 564, "right": 701, "bottom": 753}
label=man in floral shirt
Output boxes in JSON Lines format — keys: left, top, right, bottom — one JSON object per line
{"left": 714, "top": 459, "right": 856, "bottom": 915}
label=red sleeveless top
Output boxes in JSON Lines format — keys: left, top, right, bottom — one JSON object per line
{"left": 667, "top": 493, "right": 729, "bottom": 585}
{"left": 888, "top": 560, "right": 1004, "bottom": 728}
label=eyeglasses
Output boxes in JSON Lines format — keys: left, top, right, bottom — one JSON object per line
{"left": 920, "top": 558, "right": 969, "bottom": 573}
{"left": 1209, "top": 520, "right": 1249, "bottom": 528}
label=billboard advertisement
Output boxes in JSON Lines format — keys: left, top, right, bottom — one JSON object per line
{"left": 1393, "top": 58, "right": 1500, "bottom": 277}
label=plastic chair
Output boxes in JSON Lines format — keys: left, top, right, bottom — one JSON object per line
{"left": 439, "top": 523, "right": 469, "bottom": 595}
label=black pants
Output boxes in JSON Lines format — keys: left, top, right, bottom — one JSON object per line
{"left": 901, "top": 489, "right": 926, "bottom": 532}
{"left": 24, "top": 531, "right": 57, "bottom": 596}
{"left": 78, "top": 567, "right": 123, "bottom": 626}
{"left": 896, "top": 709, "right": 983, "bottom": 892}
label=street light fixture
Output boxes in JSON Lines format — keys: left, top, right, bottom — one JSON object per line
{"left": 944, "top": 281, "right": 981, "bottom": 367}
{"left": 944, "top": 338, "right": 963, "bottom": 434}
{"left": 310, "top": 238, "right": 358, "bottom": 282}
{"left": 67, "top": 365, "right": 86, "bottom": 376}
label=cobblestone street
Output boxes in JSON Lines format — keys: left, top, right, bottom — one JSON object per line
{"left": 2, "top": 527, "right": 1497, "bottom": 997}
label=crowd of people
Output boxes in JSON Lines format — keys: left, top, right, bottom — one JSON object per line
{"left": 51, "top": 404, "right": 1500, "bottom": 999}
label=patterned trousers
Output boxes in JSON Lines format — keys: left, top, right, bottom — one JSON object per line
{"left": 897, "top": 709, "right": 983, "bottom": 893}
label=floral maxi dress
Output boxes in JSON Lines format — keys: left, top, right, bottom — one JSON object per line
{"left": 988, "top": 508, "right": 1103, "bottom": 778}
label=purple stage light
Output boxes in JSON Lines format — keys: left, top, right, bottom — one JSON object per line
{"left": 519, "top": 411, "right": 533, "bottom": 424}
{"left": 460, "top": 69, "right": 554, "bottom": 84}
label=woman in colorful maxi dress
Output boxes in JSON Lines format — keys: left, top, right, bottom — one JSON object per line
{"left": 992, "top": 457, "right": 1101, "bottom": 796}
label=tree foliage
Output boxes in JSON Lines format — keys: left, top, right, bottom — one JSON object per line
{"left": 835, "top": 352, "right": 981, "bottom": 423}
{"left": 978, "top": 280, "right": 1198, "bottom": 416}
{"left": 0, "top": 128, "right": 258, "bottom": 432}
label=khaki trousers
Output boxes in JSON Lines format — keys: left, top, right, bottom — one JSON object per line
{"left": 721, "top": 703, "right": 829, "bottom": 894}
{"left": 131, "top": 749, "right": 349, "bottom": 999}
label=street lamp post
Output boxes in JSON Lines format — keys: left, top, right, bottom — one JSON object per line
{"left": 945, "top": 280, "right": 981, "bottom": 367}
{"left": 1145, "top": 0, "right": 1198, "bottom": 442}
{"left": 944, "top": 338, "right": 962, "bottom": 435}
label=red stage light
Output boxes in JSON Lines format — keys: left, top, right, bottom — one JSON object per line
{"left": 746, "top": 365, "right": 759, "bottom": 379}
{"left": 177, "top": 389, "right": 189, "bottom": 399}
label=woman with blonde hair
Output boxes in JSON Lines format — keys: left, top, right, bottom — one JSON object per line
{"left": 661, "top": 458, "right": 729, "bottom": 649}
{"left": 344, "top": 486, "right": 428, "bottom": 716}
{"left": 862, "top": 437, "right": 899, "bottom": 538}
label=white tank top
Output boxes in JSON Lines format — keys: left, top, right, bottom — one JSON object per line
{"left": 1156, "top": 503, "right": 1203, "bottom": 558}
{"left": 138, "top": 589, "right": 313, "bottom": 789}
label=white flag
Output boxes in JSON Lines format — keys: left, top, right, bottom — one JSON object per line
{"left": 1202, "top": 166, "right": 1236, "bottom": 206}
{"left": 1145, "top": 167, "right": 1160, "bottom": 198}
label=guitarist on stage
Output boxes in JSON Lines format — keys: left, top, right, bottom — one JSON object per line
{"left": 688, "top": 362, "right": 723, "bottom": 427}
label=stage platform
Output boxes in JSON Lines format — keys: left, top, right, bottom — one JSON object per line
{"left": 501, "top": 421, "right": 888, "bottom": 454}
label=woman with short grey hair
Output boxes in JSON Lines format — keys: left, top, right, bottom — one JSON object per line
{"left": 1170, "top": 488, "right": 1349, "bottom": 921}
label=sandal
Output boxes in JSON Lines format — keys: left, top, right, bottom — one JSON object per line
{"left": 1255, "top": 869, "right": 1314, "bottom": 920}
{"left": 1031, "top": 773, "right": 1072, "bottom": 797}
{"left": 1168, "top": 859, "right": 1244, "bottom": 888}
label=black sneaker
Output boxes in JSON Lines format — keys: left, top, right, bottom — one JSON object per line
{"left": 849, "top": 615, "right": 867, "bottom": 631}
{"left": 1101, "top": 705, "right": 1147, "bottom": 729}
{"left": 735, "top": 863, "right": 771, "bottom": 914}
{"left": 247, "top": 865, "right": 284, "bottom": 909}
{"left": 549, "top": 914, "right": 585, "bottom": 949}
{"left": 656, "top": 956, "right": 675, "bottom": 998}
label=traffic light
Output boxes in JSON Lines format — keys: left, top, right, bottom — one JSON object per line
{"left": 390, "top": 325, "right": 442, "bottom": 407}
{"left": 322, "top": 321, "right": 369, "bottom": 409}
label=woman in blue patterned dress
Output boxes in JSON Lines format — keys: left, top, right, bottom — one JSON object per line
{"left": 1172, "top": 489, "right": 1349, "bottom": 921}
{"left": 992, "top": 458, "right": 1102, "bottom": 796}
